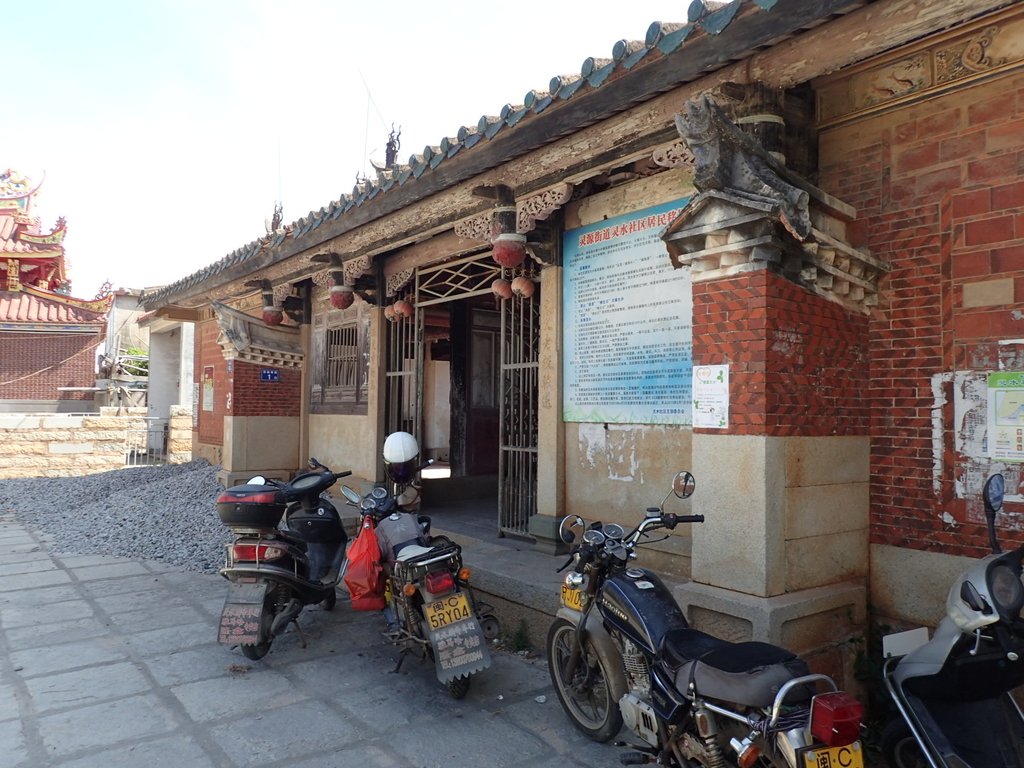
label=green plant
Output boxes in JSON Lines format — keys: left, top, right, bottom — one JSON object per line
{"left": 505, "top": 619, "right": 531, "bottom": 652}
{"left": 852, "top": 613, "right": 898, "bottom": 764}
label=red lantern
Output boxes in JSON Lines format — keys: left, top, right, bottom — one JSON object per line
{"left": 511, "top": 276, "right": 536, "bottom": 298}
{"left": 262, "top": 307, "right": 284, "bottom": 325}
{"left": 383, "top": 305, "right": 397, "bottom": 322}
{"left": 393, "top": 299, "right": 414, "bottom": 319}
{"left": 330, "top": 284, "right": 354, "bottom": 309}
{"left": 491, "top": 278, "right": 513, "bottom": 300}
{"left": 491, "top": 232, "right": 527, "bottom": 269}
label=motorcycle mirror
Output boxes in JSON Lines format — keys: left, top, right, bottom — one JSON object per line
{"left": 558, "top": 514, "right": 584, "bottom": 544}
{"left": 672, "top": 471, "right": 696, "bottom": 499}
{"left": 983, "top": 473, "right": 1006, "bottom": 554}
{"left": 248, "top": 475, "right": 267, "bottom": 485}
{"left": 340, "top": 485, "right": 361, "bottom": 506}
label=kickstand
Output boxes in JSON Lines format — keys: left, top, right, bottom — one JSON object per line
{"left": 392, "top": 647, "right": 411, "bottom": 673}
{"left": 291, "top": 619, "right": 307, "bottom": 649}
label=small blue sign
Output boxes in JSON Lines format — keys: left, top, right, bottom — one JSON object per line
{"left": 260, "top": 368, "right": 280, "bottom": 382}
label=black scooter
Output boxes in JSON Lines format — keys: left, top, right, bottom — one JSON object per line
{"left": 216, "top": 458, "right": 351, "bottom": 659}
{"left": 882, "top": 473, "right": 1024, "bottom": 767}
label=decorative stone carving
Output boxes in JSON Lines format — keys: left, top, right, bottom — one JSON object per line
{"left": 676, "top": 94, "right": 810, "bottom": 239}
{"left": 664, "top": 95, "right": 889, "bottom": 314}
{"left": 212, "top": 300, "right": 304, "bottom": 368}
{"left": 817, "top": 9, "right": 1022, "bottom": 125}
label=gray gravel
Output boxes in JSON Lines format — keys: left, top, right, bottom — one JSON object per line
{"left": 0, "top": 460, "right": 231, "bottom": 573}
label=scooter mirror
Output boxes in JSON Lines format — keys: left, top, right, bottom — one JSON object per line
{"left": 673, "top": 471, "right": 696, "bottom": 499}
{"left": 248, "top": 475, "right": 267, "bottom": 485}
{"left": 984, "top": 473, "right": 1005, "bottom": 513}
{"left": 340, "top": 485, "right": 361, "bottom": 505}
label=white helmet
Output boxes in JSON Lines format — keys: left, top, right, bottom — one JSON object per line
{"left": 383, "top": 431, "right": 419, "bottom": 484}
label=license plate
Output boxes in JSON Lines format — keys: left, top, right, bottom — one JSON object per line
{"left": 218, "top": 582, "right": 267, "bottom": 645}
{"left": 560, "top": 585, "right": 584, "bottom": 611}
{"left": 424, "top": 593, "right": 472, "bottom": 631}
{"left": 802, "top": 742, "right": 864, "bottom": 768}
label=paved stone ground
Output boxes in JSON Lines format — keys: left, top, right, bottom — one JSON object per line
{"left": 0, "top": 513, "right": 623, "bottom": 767}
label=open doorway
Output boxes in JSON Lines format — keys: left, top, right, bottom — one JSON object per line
{"left": 383, "top": 252, "right": 539, "bottom": 540}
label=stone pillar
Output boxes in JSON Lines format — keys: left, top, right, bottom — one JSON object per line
{"left": 529, "top": 263, "right": 568, "bottom": 554}
{"left": 659, "top": 94, "right": 887, "bottom": 687}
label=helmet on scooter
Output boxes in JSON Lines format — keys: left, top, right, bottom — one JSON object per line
{"left": 383, "top": 431, "right": 419, "bottom": 485}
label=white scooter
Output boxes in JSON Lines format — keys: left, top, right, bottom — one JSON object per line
{"left": 882, "top": 473, "right": 1024, "bottom": 767}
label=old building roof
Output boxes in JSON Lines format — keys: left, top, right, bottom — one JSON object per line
{"left": 142, "top": 0, "right": 870, "bottom": 311}
{"left": 0, "top": 288, "right": 108, "bottom": 326}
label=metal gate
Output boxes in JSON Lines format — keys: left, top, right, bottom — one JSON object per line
{"left": 499, "top": 279, "right": 540, "bottom": 537}
{"left": 382, "top": 252, "right": 540, "bottom": 536}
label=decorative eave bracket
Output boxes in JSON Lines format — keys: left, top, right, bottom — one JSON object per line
{"left": 662, "top": 94, "right": 889, "bottom": 314}
{"left": 212, "top": 301, "right": 304, "bottom": 368}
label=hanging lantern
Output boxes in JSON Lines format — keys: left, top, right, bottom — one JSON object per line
{"left": 511, "top": 276, "right": 536, "bottom": 299}
{"left": 491, "top": 278, "right": 513, "bottom": 300}
{"left": 393, "top": 299, "right": 414, "bottom": 319}
{"left": 491, "top": 232, "right": 527, "bottom": 269}
{"left": 262, "top": 306, "right": 284, "bottom": 325}
{"left": 383, "top": 304, "right": 397, "bottom": 322}
{"left": 330, "top": 284, "right": 354, "bottom": 309}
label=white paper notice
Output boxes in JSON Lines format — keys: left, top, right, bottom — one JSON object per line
{"left": 692, "top": 365, "right": 729, "bottom": 429}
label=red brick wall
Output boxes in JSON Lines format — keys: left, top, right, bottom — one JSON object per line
{"left": 819, "top": 73, "right": 1024, "bottom": 557}
{"left": 195, "top": 319, "right": 226, "bottom": 446}
{"left": 231, "top": 360, "right": 301, "bottom": 417}
{"left": 692, "top": 269, "right": 869, "bottom": 436}
{"left": 0, "top": 331, "right": 102, "bottom": 402}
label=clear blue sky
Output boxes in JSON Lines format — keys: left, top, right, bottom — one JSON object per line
{"left": 5, "top": 0, "right": 689, "bottom": 299}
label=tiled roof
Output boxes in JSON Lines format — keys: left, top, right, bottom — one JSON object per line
{"left": 0, "top": 213, "right": 63, "bottom": 254}
{"left": 0, "top": 291, "right": 107, "bottom": 325}
{"left": 142, "top": 0, "right": 850, "bottom": 310}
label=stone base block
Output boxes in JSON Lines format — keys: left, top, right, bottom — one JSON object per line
{"left": 527, "top": 514, "right": 568, "bottom": 556}
{"left": 675, "top": 580, "right": 867, "bottom": 693}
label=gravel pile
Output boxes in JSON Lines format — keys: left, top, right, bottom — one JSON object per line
{"left": 0, "top": 460, "right": 232, "bottom": 573}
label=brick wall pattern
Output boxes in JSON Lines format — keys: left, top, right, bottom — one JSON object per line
{"left": 0, "top": 332, "right": 102, "bottom": 402}
{"left": 692, "top": 269, "right": 870, "bottom": 437}
{"left": 231, "top": 360, "right": 301, "bottom": 417}
{"left": 819, "top": 73, "right": 1024, "bottom": 558}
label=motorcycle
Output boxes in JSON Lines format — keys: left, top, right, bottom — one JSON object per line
{"left": 881, "top": 472, "right": 1024, "bottom": 767}
{"left": 339, "top": 431, "right": 500, "bottom": 699}
{"left": 215, "top": 458, "right": 351, "bottom": 660}
{"left": 547, "top": 470, "right": 865, "bottom": 767}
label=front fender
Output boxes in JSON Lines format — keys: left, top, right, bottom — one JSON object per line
{"left": 556, "top": 606, "right": 628, "bottom": 706}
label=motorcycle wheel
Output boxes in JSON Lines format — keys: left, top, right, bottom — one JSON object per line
{"left": 881, "top": 720, "right": 929, "bottom": 768}
{"left": 546, "top": 618, "right": 622, "bottom": 742}
{"left": 239, "top": 583, "right": 279, "bottom": 661}
{"left": 447, "top": 674, "right": 471, "bottom": 700}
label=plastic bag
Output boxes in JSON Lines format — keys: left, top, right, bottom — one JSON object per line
{"left": 344, "top": 516, "right": 386, "bottom": 610}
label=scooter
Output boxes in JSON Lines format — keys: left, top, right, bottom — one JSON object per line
{"left": 340, "top": 431, "right": 500, "bottom": 698}
{"left": 881, "top": 472, "right": 1024, "bottom": 767}
{"left": 548, "top": 470, "right": 865, "bottom": 767}
{"left": 215, "top": 458, "right": 351, "bottom": 659}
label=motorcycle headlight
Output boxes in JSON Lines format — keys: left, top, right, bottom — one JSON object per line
{"left": 989, "top": 564, "right": 1024, "bottom": 616}
{"left": 565, "top": 571, "right": 586, "bottom": 590}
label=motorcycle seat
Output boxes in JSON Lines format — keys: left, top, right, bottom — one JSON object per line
{"left": 660, "top": 628, "right": 811, "bottom": 708}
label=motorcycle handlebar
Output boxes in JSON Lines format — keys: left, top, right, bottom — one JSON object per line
{"left": 659, "top": 513, "right": 705, "bottom": 529}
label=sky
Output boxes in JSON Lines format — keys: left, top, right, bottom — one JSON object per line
{"left": 5, "top": 0, "right": 690, "bottom": 300}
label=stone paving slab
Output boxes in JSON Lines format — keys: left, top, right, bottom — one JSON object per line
{"left": 0, "top": 517, "right": 623, "bottom": 768}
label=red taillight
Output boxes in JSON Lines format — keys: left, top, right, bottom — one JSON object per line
{"left": 424, "top": 570, "right": 455, "bottom": 595}
{"left": 810, "top": 691, "right": 862, "bottom": 747}
{"left": 230, "top": 543, "right": 285, "bottom": 562}
{"left": 217, "top": 490, "right": 280, "bottom": 505}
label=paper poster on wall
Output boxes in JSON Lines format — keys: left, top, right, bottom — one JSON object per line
{"left": 562, "top": 198, "right": 692, "bottom": 424}
{"left": 202, "top": 366, "right": 214, "bottom": 412}
{"left": 692, "top": 365, "right": 729, "bottom": 429}
{"left": 989, "top": 372, "right": 1024, "bottom": 462}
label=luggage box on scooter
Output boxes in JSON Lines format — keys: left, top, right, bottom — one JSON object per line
{"left": 216, "top": 484, "right": 286, "bottom": 530}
